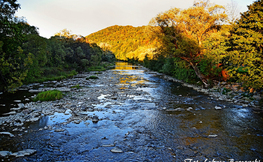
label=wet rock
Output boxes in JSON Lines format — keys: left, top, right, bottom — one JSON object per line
{"left": 3, "top": 111, "right": 16, "bottom": 115}
{"left": 0, "top": 151, "right": 11, "bottom": 157}
{"left": 208, "top": 134, "right": 218, "bottom": 138}
{"left": 92, "top": 115, "right": 99, "bottom": 123}
{"left": 102, "top": 144, "right": 115, "bottom": 147}
{"left": 0, "top": 132, "right": 15, "bottom": 137}
{"left": 54, "top": 129, "right": 65, "bottom": 132}
{"left": 11, "top": 149, "right": 37, "bottom": 157}
{"left": 87, "top": 107, "right": 94, "bottom": 112}
{"left": 64, "top": 109, "right": 71, "bottom": 115}
{"left": 29, "top": 89, "right": 42, "bottom": 93}
{"left": 111, "top": 96, "right": 118, "bottom": 100}
{"left": 111, "top": 147, "right": 123, "bottom": 153}
{"left": 166, "top": 108, "right": 183, "bottom": 112}
{"left": 81, "top": 105, "right": 87, "bottom": 111}
{"left": 78, "top": 102, "right": 84, "bottom": 105}
{"left": 215, "top": 106, "right": 222, "bottom": 110}
{"left": 28, "top": 117, "right": 40, "bottom": 122}
{"left": 55, "top": 87, "right": 71, "bottom": 92}
{"left": 73, "top": 120, "right": 81, "bottom": 124}
{"left": 18, "top": 103, "right": 25, "bottom": 109}
{"left": 187, "top": 107, "right": 193, "bottom": 111}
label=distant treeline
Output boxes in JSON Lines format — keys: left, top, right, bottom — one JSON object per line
{"left": 0, "top": 1, "right": 115, "bottom": 91}
{"left": 87, "top": 0, "right": 263, "bottom": 91}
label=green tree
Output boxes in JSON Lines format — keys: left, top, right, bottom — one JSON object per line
{"left": 227, "top": 0, "right": 263, "bottom": 90}
{"left": 148, "top": 0, "right": 227, "bottom": 87}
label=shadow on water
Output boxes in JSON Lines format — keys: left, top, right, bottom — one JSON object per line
{"left": 0, "top": 62, "right": 262, "bottom": 161}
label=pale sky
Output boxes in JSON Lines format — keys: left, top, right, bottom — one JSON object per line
{"left": 15, "top": 0, "right": 255, "bottom": 38}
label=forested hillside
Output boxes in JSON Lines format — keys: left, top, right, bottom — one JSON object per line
{"left": 0, "top": 1, "right": 115, "bottom": 92}
{"left": 86, "top": 25, "right": 158, "bottom": 60}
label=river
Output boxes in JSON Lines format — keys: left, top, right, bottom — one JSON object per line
{"left": 0, "top": 62, "right": 262, "bottom": 161}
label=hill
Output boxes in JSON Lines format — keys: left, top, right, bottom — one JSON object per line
{"left": 86, "top": 25, "right": 158, "bottom": 60}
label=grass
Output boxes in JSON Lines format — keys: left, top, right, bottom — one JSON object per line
{"left": 33, "top": 90, "right": 63, "bottom": 102}
{"left": 71, "top": 84, "right": 81, "bottom": 89}
{"left": 86, "top": 76, "right": 99, "bottom": 80}
{"left": 88, "top": 66, "right": 106, "bottom": 71}
{"left": 24, "top": 70, "right": 78, "bottom": 84}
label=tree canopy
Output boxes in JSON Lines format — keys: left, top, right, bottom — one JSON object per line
{"left": 227, "top": 0, "right": 263, "bottom": 90}
{"left": 148, "top": 0, "right": 228, "bottom": 87}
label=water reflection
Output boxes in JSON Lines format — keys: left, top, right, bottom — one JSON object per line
{"left": 113, "top": 62, "right": 147, "bottom": 89}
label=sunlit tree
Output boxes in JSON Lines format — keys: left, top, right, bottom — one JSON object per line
{"left": 148, "top": 0, "right": 227, "bottom": 87}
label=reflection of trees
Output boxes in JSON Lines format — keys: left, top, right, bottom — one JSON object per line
{"left": 114, "top": 62, "right": 146, "bottom": 89}
{"left": 114, "top": 62, "right": 135, "bottom": 70}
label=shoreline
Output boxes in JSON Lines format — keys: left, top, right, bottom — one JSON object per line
{"left": 140, "top": 66, "right": 262, "bottom": 111}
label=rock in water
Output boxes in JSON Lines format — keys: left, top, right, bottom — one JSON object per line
{"left": 92, "top": 115, "right": 99, "bottom": 123}
{"left": 215, "top": 106, "right": 222, "bottom": 110}
{"left": 0, "top": 132, "right": 15, "bottom": 137}
{"left": 11, "top": 149, "right": 37, "bottom": 157}
{"left": 54, "top": 129, "right": 65, "bottom": 132}
{"left": 111, "top": 147, "right": 123, "bottom": 153}
{"left": 0, "top": 151, "right": 11, "bottom": 157}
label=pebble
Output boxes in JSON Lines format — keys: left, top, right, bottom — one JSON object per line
{"left": 208, "top": 134, "right": 218, "bottom": 138}
{"left": 111, "top": 147, "right": 123, "bottom": 153}
{"left": 215, "top": 106, "right": 222, "bottom": 110}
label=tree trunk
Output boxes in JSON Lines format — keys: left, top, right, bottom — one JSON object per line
{"left": 189, "top": 62, "right": 210, "bottom": 88}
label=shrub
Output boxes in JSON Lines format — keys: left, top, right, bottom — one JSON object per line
{"left": 162, "top": 58, "right": 175, "bottom": 75}
{"left": 33, "top": 90, "right": 63, "bottom": 101}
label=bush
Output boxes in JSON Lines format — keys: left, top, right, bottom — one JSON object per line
{"left": 172, "top": 58, "right": 198, "bottom": 82}
{"left": 86, "top": 76, "right": 99, "bottom": 79}
{"left": 162, "top": 58, "right": 175, "bottom": 75}
{"left": 33, "top": 90, "right": 63, "bottom": 101}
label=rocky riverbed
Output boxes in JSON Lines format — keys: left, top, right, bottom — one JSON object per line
{"left": 0, "top": 62, "right": 262, "bottom": 161}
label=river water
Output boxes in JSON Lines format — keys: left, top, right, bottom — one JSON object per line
{"left": 0, "top": 62, "right": 262, "bottom": 161}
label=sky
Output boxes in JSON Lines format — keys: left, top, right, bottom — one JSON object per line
{"left": 15, "top": 0, "right": 256, "bottom": 38}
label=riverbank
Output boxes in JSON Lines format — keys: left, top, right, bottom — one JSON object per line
{"left": 133, "top": 63, "right": 262, "bottom": 110}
